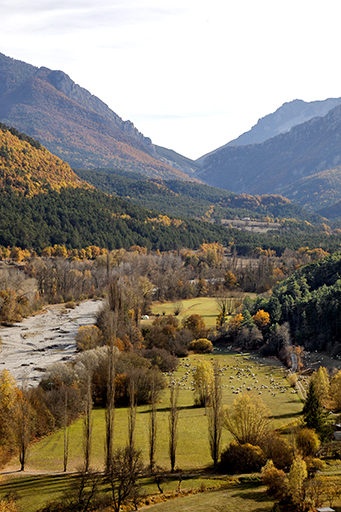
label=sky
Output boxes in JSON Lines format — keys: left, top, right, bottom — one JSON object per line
{"left": 1, "top": 0, "right": 341, "bottom": 160}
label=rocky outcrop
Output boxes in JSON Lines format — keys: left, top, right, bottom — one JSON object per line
{"left": 43, "top": 68, "right": 156, "bottom": 155}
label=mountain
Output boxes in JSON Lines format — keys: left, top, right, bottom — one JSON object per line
{"left": 197, "top": 97, "right": 341, "bottom": 163}
{"left": 0, "top": 53, "right": 197, "bottom": 180}
{"left": 279, "top": 166, "right": 341, "bottom": 213}
{"left": 197, "top": 103, "right": 341, "bottom": 210}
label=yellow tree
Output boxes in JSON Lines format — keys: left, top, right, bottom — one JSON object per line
{"left": 330, "top": 369, "right": 341, "bottom": 410}
{"left": 193, "top": 361, "right": 214, "bottom": 408}
{"left": 252, "top": 310, "right": 270, "bottom": 332}
{"left": 224, "top": 271, "right": 238, "bottom": 290}
{"left": 75, "top": 325, "right": 101, "bottom": 351}
{"left": 310, "top": 366, "right": 330, "bottom": 405}
{"left": 223, "top": 392, "right": 271, "bottom": 446}
{"left": 288, "top": 455, "right": 308, "bottom": 506}
{"left": 0, "top": 370, "right": 18, "bottom": 464}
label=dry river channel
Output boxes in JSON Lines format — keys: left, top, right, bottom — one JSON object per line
{"left": 0, "top": 299, "right": 103, "bottom": 386}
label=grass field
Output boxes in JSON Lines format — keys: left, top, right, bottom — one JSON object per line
{"left": 150, "top": 297, "right": 221, "bottom": 328}
{"left": 0, "top": 473, "right": 277, "bottom": 512}
{"left": 0, "top": 349, "right": 304, "bottom": 510}
{"left": 141, "top": 479, "right": 276, "bottom": 512}
{"left": 149, "top": 297, "right": 242, "bottom": 329}
{"left": 12, "top": 350, "right": 303, "bottom": 474}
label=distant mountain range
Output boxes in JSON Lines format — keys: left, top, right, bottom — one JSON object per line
{"left": 2, "top": 52, "right": 341, "bottom": 215}
{"left": 198, "top": 100, "right": 341, "bottom": 212}
{"left": 198, "top": 97, "right": 341, "bottom": 162}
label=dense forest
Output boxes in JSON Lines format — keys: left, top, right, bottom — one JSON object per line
{"left": 74, "top": 167, "right": 324, "bottom": 223}
{"left": 242, "top": 252, "right": 341, "bottom": 355}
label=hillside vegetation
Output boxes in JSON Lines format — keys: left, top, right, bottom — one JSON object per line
{"left": 0, "top": 123, "right": 88, "bottom": 195}
{"left": 249, "top": 251, "right": 341, "bottom": 354}
{"left": 74, "top": 167, "right": 323, "bottom": 223}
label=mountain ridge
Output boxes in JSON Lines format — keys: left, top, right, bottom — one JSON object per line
{"left": 198, "top": 102, "right": 341, "bottom": 206}
{"left": 0, "top": 53, "right": 197, "bottom": 180}
{"left": 197, "top": 97, "right": 341, "bottom": 163}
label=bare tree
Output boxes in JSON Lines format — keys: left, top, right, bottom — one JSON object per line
{"left": 105, "top": 277, "right": 122, "bottom": 473}
{"left": 105, "top": 447, "right": 144, "bottom": 512}
{"left": 149, "top": 376, "right": 157, "bottom": 472}
{"left": 223, "top": 392, "right": 271, "bottom": 446}
{"left": 63, "top": 386, "right": 70, "bottom": 472}
{"left": 65, "top": 467, "right": 101, "bottom": 512}
{"left": 168, "top": 384, "right": 179, "bottom": 473}
{"left": 127, "top": 378, "right": 137, "bottom": 471}
{"left": 208, "top": 362, "right": 223, "bottom": 472}
{"left": 16, "top": 383, "right": 31, "bottom": 471}
{"left": 83, "top": 363, "right": 93, "bottom": 473}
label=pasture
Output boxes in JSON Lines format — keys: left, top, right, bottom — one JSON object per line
{"left": 5, "top": 350, "right": 302, "bottom": 476}
{"left": 0, "top": 349, "right": 304, "bottom": 511}
{"left": 150, "top": 297, "right": 244, "bottom": 328}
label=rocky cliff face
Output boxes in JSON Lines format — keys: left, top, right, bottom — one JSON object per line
{"left": 43, "top": 68, "right": 156, "bottom": 155}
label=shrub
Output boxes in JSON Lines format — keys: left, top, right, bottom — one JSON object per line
{"left": 143, "top": 348, "right": 178, "bottom": 372}
{"left": 188, "top": 338, "right": 213, "bottom": 353}
{"left": 75, "top": 325, "right": 101, "bottom": 351}
{"left": 219, "top": 442, "right": 266, "bottom": 474}
{"left": 183, "top": 314, "right": 207, "bottom": 339}
{"left": 260, "top": 431, "right": 294, "bottom": 470}
{"left": 287, "top": 373, "right": 297, "bottom": 387}
{"left": 296, "top": 428, "right": 320, "bottom": 457}
{"left": 262, "top": 460, "right": 288, "bottom": 498}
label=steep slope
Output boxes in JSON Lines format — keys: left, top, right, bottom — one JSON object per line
{"left": 197, "top": 97, "right": 341, "bottom": 163}
{"left": 197, "top": 103, "right": 341, "bottom": 201}
{"left": 0, "top": 124, "right": 88, "bottom": 195}
{"left": 0, "top": 53, "right": 194, "bottom": 180}
{"left": 280, "top": 166, "right": 341, "bottom": 213}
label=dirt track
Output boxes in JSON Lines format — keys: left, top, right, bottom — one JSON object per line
{"left": 0, "top": 299, "right": 103, "bottom": 387}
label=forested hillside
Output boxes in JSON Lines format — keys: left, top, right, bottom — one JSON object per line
{"left": 0, "top": 187, "right": 236, "bottom": 251}
{"left": 0, "top": 123, "right": 88, "bottom": 195}
{"left": 74, "top": 168, "right": 323, "bottom": 223}
{"left": 248, "top": 252, "right": 341, "bottom": 354}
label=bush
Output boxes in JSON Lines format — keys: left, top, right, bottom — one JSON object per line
{"left": 188, "top": 338, "right": 213, "bottom": 354}
{"left": 75, "top": 325, "right": 101, "bottom": 351}
{"left": 296, "top": 428, "right": 320, "bottom": 457}
{"left": 143, "top": 348, "right": 178, "bottom": 372}
{"left": 262, "top": 460, "right": 288, "bottom": 498}
{"left": 219, "top": 442, "right": 266, "bottom": 474}
{"left": 260, "top": 431, "right": 294, "bottom": 470}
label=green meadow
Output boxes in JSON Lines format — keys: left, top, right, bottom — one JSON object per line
{"left": 4, "top": 350, "right": 302, "bottom": 476}
{"left": 150, "top": 297, "right": 226, "bottom": 328}
{"left": 0, "top": 349, "right": 304, "bottom": 511}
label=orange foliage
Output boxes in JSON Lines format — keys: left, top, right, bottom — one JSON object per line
{"left": 0, "top": 129, "right": 90, "bottom": 197}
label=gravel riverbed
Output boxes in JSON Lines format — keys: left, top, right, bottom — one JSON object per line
{"left": 0, "top": 299, "right": 103, "bottom": 386}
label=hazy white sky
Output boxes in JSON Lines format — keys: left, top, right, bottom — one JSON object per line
{"left": 1, "top": 0, "right": 341, "bottom": 159}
